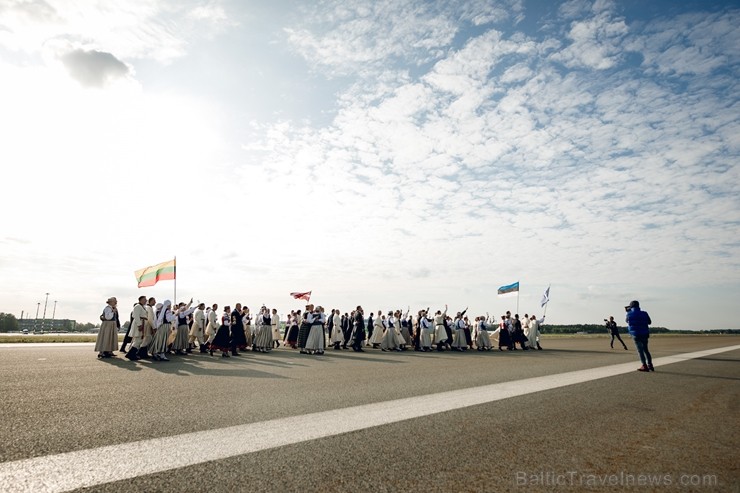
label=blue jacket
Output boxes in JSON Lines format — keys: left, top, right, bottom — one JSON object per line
{"left": 626, "top": 308, "right": 652, "bottom": 337}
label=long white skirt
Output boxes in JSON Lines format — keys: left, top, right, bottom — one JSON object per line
{"left": 527, "top": 327, "right": 539, "bottom": 348}
{"left": 451, "top": 328, "right": 467, "bottom": 348}
{"left": 271, "top": 324, "right": 280, "bottom": 341}
{"left": 94, "top": 321, "right": 118, "bottom": 352}
{"left": 419, "top": 328, "right": 432, "bottom": 348}
{"left": 380, "top": 329, "right": 398, "bottom": 350}
{"left": 393, "top": 328, "right": 406, "bottom": 346}
{"left": 476, "top": 330, "right": 492, "bottom": 349}
{"left": 305, "top": 325, "right": 325, "bottom": 351}
{"left": 150, "top": 323, "right": 171, "bottom": 354}
{"left": 254, "top": 324, "right": 273, "bottom": 349}
{"left": 369, "top": 325, "right": 384, "bottom": 345}
{"left": 172, "top": 324, "right": 189, "bottom": 350}
{"left": 434, "top": 325, "right": 447, "bottom": 344}
{"left": 330, "top": 326, "right": 345, "bottom": 344}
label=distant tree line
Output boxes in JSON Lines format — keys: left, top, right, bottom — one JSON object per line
{"left": 542, "top": 324, "right": 739, "bottom": 335}
{"left": 0, "top": 313, "right": 19, "bottom": 332}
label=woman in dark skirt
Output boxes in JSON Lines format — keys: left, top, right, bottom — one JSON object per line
{"left": 498, "top": 314, "right": 512, "bottom": 351}
{"left": 210, "top": 306, "right": 232, "bottom": 357}
{"left": 297, "top": 305, "right": 312, "bottom": 352}
{"left": 229, "top": 303, "right": 248, "bottom": 355}
{"left": 284, "top": 310, "right": 300, "bottom": 348}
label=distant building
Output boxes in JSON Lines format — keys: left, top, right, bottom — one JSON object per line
{"left": 18, "top": 319, "right": 76, "bottom": 332}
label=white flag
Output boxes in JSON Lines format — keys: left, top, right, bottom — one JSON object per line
{"left": 540, "top": 286, "right": 550, "bottom": 307}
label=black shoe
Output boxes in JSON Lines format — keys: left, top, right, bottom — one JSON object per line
{"left": 125, "top": 349, "right": 140, "bottom": 361}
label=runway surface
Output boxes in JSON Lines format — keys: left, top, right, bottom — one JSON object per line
{"left": 0, "top": 336, "right": 738, "bottom": 492}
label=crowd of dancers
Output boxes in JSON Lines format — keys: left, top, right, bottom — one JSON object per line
{"left": 94, "top": 296, "right": 545, "bottom": 361}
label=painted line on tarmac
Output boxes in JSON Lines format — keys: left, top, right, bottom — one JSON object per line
{"left": 1, "top": 344, "right": 738, "bottom": 493}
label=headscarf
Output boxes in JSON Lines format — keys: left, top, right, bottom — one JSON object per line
{"left": 156, "top": 300, "right": 172, "bottom": 328}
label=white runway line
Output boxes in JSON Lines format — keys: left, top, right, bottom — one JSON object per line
{"left": 1, "top": 344, "right": 737, "bottom": 493}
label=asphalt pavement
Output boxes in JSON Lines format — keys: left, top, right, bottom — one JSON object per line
{"left": 0, "top": 335, "right": 737, "bottom": 492}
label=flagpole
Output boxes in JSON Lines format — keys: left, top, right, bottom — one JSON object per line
{"left": 516, "top": 280, "right": 520, "bottom": 314}
{"left": 543, "top": 283, "right": 550, "bottom": 318}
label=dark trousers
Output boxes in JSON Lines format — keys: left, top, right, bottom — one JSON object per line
{"left": 632, "top": 335, "right": 652, "bottom": 366}
{"left": 611, "top": 332, "right": 627, "bottom": 348}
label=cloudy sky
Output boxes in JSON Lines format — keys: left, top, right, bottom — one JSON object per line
{"left": 1, "top": 0, "right": 738, "bottom": 330}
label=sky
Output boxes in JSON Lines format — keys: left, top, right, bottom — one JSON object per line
{"left": 0, "top": 0, "right": 738, "bottom": 330}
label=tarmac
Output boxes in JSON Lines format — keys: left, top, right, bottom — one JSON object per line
{"left": 0, "top": 335, "right": 737, "bottom": 492}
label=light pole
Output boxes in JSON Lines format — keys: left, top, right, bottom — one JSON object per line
{"left": 42, "top": 293, "right": 49, "bottom": 332}
{"left": 52, "top": 301, "right": 57, "bottom": 331}
{"left": 36, "top": 302, "right": 40, "bottom": 332}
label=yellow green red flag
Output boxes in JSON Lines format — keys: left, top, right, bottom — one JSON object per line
{"left": 134, "top": 259, "right": 176, "bottom": 288}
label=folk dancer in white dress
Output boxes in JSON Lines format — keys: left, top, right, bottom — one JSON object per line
{"left": 380, "top": 311, "right": 401, "bottom": 352}
{"left": 126, "top": 296, "right": 148, "bottom": 360}
{"left": 205, "top": 303, "right": 219, "bottom": 348}
{"left": 271, "top": 308, "right": 281, "bottom": 348}
{"left": 369, "top": 311, "right": 384, "bottom": 348}
{"left": 529, "top": 315, "right": 544, "bottom": 350}
{"left": 188, "top": 303, "right": 207, "bottom": 353}
{"left": 393, "top": 310, "right": 408, "bottom": 350}
{"left": 451, "top": 312, "right": 468, "bottom": 351}
{"left": 171, "top": 299, "right": 194, "bottom": 355}
{"left": 330, "top": 309, "right": 344, "bottom": 349}
{"left": 138, "top": 297, "right": 156, "bottom": 359}
{"left": 303, "top": 306, "right": 325, "bottom": 355}
{"left": 95, "top": 297, "right": 119, "bottom": 359}
{"left": 254, "top": 306, "right": 273, "bottom": 352}
{"left": 151, "top": 300, "right": 174, "bottom": 361}
{"left": 418, "top": 310, "right": 433, "bottom": 351}
{"left": 433, "top": 305, "right": 449, "bottom": 351}
{"left": 475, "top": 316, "right": 493, "bottom": 351}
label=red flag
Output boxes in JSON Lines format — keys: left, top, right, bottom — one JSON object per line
{"left": 290, "top": 291, "right": 312, "bottom": 302}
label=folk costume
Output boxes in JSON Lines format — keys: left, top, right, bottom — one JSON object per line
{"left": 369, "top": 314, "right": 384, "bottom": 347}
{"left": 230, "top": 307, "right": 248, "bottom": 355}
{"left": 95, "top": 298, "right": 119, "bottom": 358}
{"left": 210, "top": 310, "right": 232, "bottom": 357}
{"left": 418, "top": 314, "right": 433, "bottom": 351}
{"left": 475, "top": 319, "right": 493, "bottom": 351}
{"left": 205, "top": 307, "right": 219, "bottom": 345}
{"left": 126, "top": 301, "right": 148, "bottom": 360}
{"left": 189, "top": 306, "right": 207, "bottom": 353}
{"left": 304, "top": 310, "right": 325, "bottom": 354}
{"left": 151, "top": 301, "right": 175, "bottom": 361}
{"left": 172, "top": 302, "right": 195, "bottom": 354}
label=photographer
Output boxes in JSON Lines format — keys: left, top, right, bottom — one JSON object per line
{"left": 625, "top": 300, "right": 654, "bottom": 372}
{"left": 604, "top": 315, "right": 628, "bottom": 350}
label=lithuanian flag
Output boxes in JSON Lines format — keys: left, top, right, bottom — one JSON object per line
{"left": 134, "top": 259, "right": 176, "bottom": 288}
